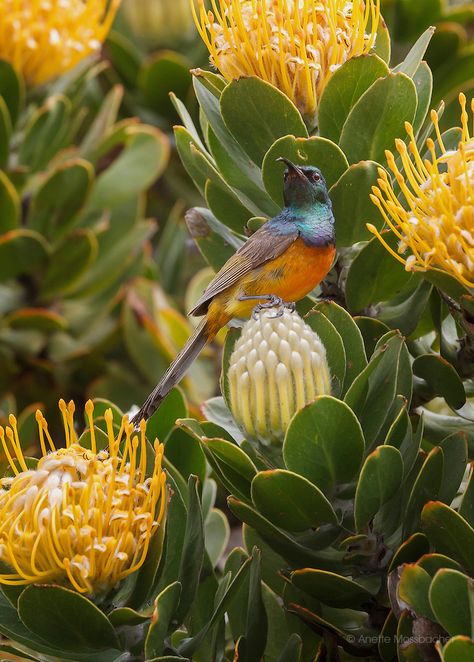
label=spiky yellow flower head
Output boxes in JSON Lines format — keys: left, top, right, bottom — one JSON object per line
{"left": 123, "top": 0, "right": 195, "bottom": 45}
{"left": 369, "top": 94, "right": 474, "bottom": 289}
{"left": 228, "top": 308, "right": 331, "bottom": 444}
{"left": 0, "top": 1, "right": 120, "bottom": 87}
{"left": 191, "top": 0, "right": 380, "bottom": 125}
{"left": 0, "top": 400, "right": 166, "bottom": 596}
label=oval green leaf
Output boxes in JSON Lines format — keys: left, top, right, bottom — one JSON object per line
{"left": 283, "top": 396, "right": 365, "bottom": 494}
{"left": 220, "top": 77, "right": 307, "bottom": 165}
{"left": 251, "top": 469, "right": 337, "bottom": 531}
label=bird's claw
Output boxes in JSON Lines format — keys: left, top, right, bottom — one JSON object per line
{"left": 251, "top": 296, "right": 296, "bottom": 320}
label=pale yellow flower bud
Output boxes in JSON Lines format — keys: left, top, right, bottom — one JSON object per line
{"left": 228, "top": 308, "right": 331, "bottom": 444}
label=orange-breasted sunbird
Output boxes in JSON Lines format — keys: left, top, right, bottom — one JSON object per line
{"left": 132, "top": 159, "right": 336, "bottom": 425}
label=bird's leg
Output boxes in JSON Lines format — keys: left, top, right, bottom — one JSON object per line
{"left": 238, "top": 294, "right": 294, "bottom": 320}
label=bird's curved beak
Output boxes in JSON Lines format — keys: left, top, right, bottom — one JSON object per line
{"left": 276, "top": 157, "right": 306, "bottom": 180}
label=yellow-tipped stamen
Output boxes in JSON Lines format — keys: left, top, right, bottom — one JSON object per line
{"left": 369, "top": 94, "right": 474, "bottom": 289}
{"left": 0, "top": 0, "right": 120, "bottom": 87}
{"left": 0, "top": 401, "right": 167, "bottom": 596}
{"left": 228, "top": 308, "right": 331, "bottom": 445}
{"left": 192, "top": 0, "right": 380, "bottom": 124}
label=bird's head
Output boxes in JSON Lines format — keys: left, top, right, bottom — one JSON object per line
{"left": 277, "top": 158, "right": 330, "bottom": 209}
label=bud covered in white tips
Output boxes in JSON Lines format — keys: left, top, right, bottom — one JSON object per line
{"left": 228, "top": 307, "right": 331, "bottom": 445}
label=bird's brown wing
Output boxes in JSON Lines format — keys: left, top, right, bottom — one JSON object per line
{"left": 189, "top": 224, "right": 299, "bottom": 316}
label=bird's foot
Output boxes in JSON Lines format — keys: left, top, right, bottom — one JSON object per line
{"left": 238, "top": 294, "right": 295, "bottom": 320}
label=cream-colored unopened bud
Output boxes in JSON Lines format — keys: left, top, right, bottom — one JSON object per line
{"left": 228, "top": 308, "right": 331, "bottom": 445}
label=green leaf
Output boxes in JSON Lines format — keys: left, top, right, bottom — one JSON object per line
{"left": 175, "top": 476, "right": 205, "bottom": 624}
{"left": 178, "top": 557, "right": 252, "bottom": 657}
{"left": 429, "top": 569, "right": 474, "bottom": 637}
{"left": 0, "top": 229, "right": 49, "bottom": 281}
{"left": 192, "top": 76, "right": 278, "bottom": 217}
{"left": 205, "top": 178, "right": 253, "bottom": 233}
{"left": 79, "top": 85, "right": 124, "bottom": 158}
{"left": 438, "top": 432, "right": 468, "bottom": 505}
{"left": 146, "top": 388, "right": 188, "bottom": 443}
{"left": 384, "top": 401, "right": 420, "bottom": 475}
{"left": 339, "top": 73, "right": 417, "bottom": 165}
{"left": 0, "top": 60, "right": 24, "bottom": 126}
{"left": 345, "top": 234, "right": 413, "bottom": 313}
{"left": 413, "top": 354, "right": 466, "bottom": 410}
{"left": 145, "top": 582, "right": 182, "bottom": 659}
{"left": 0, "top": 171, "right": 19, "bottom": 232}
{"left": 313, "top": 301, "right": 367, "bottom": 391}
{"left": 205, "top": 509, "right": 230, "bottom": 568}
{"left": 108, "top": 607, "right": 151, "bottom": 627}
{"left": 283, "top": 396, "right": 365, "bottom": 494}
{"left": 228, "top": 497, "right": 344, "bottom": 569}
{"left": 0, "top": 97, "right": 11, "bottom": 168}
{"left": 404, "top": 447, "right": 444, "bottom": 536}
{"left": 28, "top": 160, "right": 94, "bottom": 241}
{"left": 140, "top": 52, "right": 192, "bottom": 120}
{"left": 422, "top": 502, "right": 474, "bottom": 575}
{"left": 277, "top": 634, "right": 302, "bottom": 662}
{"left": 165, "top": 427, "right": 207, "bottom": 486}
{"left": 330, "top": 160, "right": 385, "bottom": 248}
{"left": 441, "top": 636, "right": 474, "bottom": 662}
{"left": 18, "top": 585, "right": 120, "bottom": 651}
{"left": 417, "top": 554, "right": 462, "bottom": 577}
{"left": 291, "top": 569, "right": 373, "bottom": 608}
{"left": 202, "top": 437, "right": 257, "bottom": 501}
{"left": 394, "top": 27, "right": 436, "bottom": 78}
{"left": 220, "top": 77, "right": 307, "bottom": 165}
{"left": 355, "top": 316, "right": 390, "bottom": 357}
{"left": 262, "top": 135, "right": 348, "bottom": 206}
{"left": 460, "top": 466, "right": 474, "bottom": 528}
{"left": 389, "top": 533, "right": 430, "bottom": 572}
{"left": 238, "top": 548, "right": 268, "bottom": 662}
{"left": 344, "top": 334, "right": 405, "bottom": 447}
{"left": 412, "top": 62, "right": 433, "bottom": 135}
{"left": 319, "top": 54, "right": 389, "bottom": 143}
{"left": 153, "top": 477, "right": 187, "bottom": 596}
{"left": 398, "top": 565, "right": 435, "bottom": 620}
{"left": 19, "top": 95, "right": 70, "bottom": 172}
{"left": 88, "top": 126, "right": 169, "bottom": 208}
{"left": 41, "top": 229, "right": 98, "bottom": 298}
{"left": 305, "top": 310, "right": 346, "bottom": 395}
{"left": 251, "top": 469, "right": 337, "bottom": 531}
{"left": 355, "top": 445, "right": 404, "bottom": 531}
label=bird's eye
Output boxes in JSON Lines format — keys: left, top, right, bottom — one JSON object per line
{"left": 312, "top": 172, "right": 321, "bottom": 182}
{"left": 284, "top": 171, "right": 289, "bottom": 181}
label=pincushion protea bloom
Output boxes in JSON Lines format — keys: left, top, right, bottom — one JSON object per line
{"left": 0, "top": 400, "right": 166, "bottom": 596}
{"left": 0, "top": 0, "right": 120, "bottom": 87}
{"left": 369, "top": 94, "right": 474, "bottom": 289}
{"left": 228, "top": 307, "right": 331, "bottom": 444}
{"left": 191, "top": 0, "right": 380, "bottom": 125}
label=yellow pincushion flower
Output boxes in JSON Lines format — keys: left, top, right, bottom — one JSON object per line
{"left": 0, "top": 0, "right": 120, "bottom": 87}
{"left": 228, "top": 307, "right": 331, "bottom": 444}
{"left": 369, "top": 94, "right": 474, "bottom": 289}
{"left": 191, "top": 0, "right": 380, "bottom": 124}
{"left": 0, "top": 400, "right": 166, "bottom": 596}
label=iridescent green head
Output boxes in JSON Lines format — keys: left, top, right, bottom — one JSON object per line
{"left": 278, "top": 158, "right": 330, "bottom": 208}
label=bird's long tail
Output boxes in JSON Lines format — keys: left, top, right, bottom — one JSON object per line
{"left": 131, "top": 318, "right": 211, "bottom": 426}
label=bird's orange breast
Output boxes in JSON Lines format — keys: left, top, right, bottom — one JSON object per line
{"left": 210, "top": 238, "right": 336, "bottom": 325}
